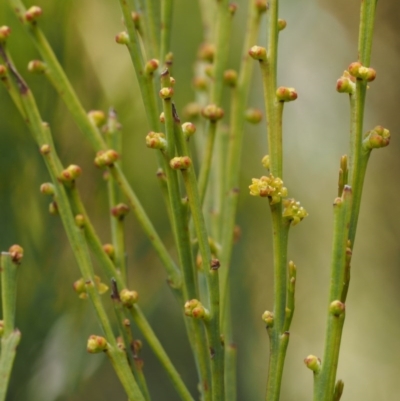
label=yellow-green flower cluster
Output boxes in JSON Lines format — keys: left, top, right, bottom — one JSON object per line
{"left": 249, "top": 174, "right": 287, "bottom": 204}
{"left": 283, "top": 198, "right": 308, "bottom": 226}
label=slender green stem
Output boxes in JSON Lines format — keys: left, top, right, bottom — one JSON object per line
{"left": 160, "top": 0, "right": 173, "bottom": 65}
{"left": 1, "top": 253, "right": 18, "bottom": 337}
{"left": 0, "top": 330, "right": 21, "bottom": 401}
{"left": 173, "top": 118, "right": 224, "bottom": 401}
{"left": 314, "top": 187, "right": 352, "bottom": 401}
{"left": 219, "top": 0, "right": 265, "bottom": 329}
{"left": 224, "top": 338, "right": 237, "bottom": 401}
{"left": 144, "top": 0, "right": 159, "bottom": 59}
{"left": 358, "top": 0, "right": 378, "bottom": 67}
{"left": 197, "top": 0, "right": 215, "bottom": 42}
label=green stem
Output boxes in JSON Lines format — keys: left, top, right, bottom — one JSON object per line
{"left": 173, "top": 118, "right": 224, "bottom": 401}
{"left": 160, "top": 0, "right": 173, "bottom": 65}
{"left": 314, "top": 187, "right": 352, "bottom": 401}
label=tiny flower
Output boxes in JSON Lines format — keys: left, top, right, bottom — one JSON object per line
{"left": 0, "top": 26, "right": 11, "bottom": 42}
{"left": 59, "top": 164, "right": 82, "bottom": 181}
{"left": 276, "top": 86, "right": 298, "bottom": 102}
{"left": 255, "top": 0, "right": 268, "bottom": 13}
{"left": 49, "top": 201, "right": 58, "bottom": 215}
{"left": 245, "top": 108, "right": 263, "bottom": 124}
{"left": 223, "top": 69, "right": 238, "bottom": 87}
{"left": 248, "top": 45, "right": 267, "bottom": 61}
{"left": 249, "top": 174, "right": 288, "bottom": 204}
{"left": 159, "top": 87, "right": 174, "bottom": 99}
{"left": 262, "top": 310, "right": 274, "bottom": 328}
{"left": 182, "top": 122, "right": 196, "bottom": 138}
{"left": 159, "top": 112, "right": 165, "bottom": 123}
{"left": 94, "top": 149, "right": 119, "bottom": 167}
{"left": 8, "top": 244, "right": 24, "bottom": 264}
{"left": 120, "top": 289, "right": 139, "bottom": 307}
{"left": 283, "top": 198, "right": 308, "bottom": 226}
{"left": 0, "top": 65, "right": 7, "bottom": 77}
{"left": 88, "top": 110, "right": 106, "bottom": 127}
{"left": 336, "top": 71, "right": 356, "bottom": 94}
{"left": 87, "top": 335, "right": 108, "bottom": 353}
{"left": 202, "top": 104, "right": 224, "bottom": 121}
{"left": 40, "top": 144, "right": 51, "bottom": 155}
{"left": 111, "top": 203, "right": 130, "bottom": 219}
{"left": 146, "top": 131, "right": 167, "bottom": 150}
{"left": 27, "top": 60, "right": 46, "bottom": 74}
{"left": 102, "top": 243, "right": 115, "bottom": 260}
{"left": 184, "top": 299, "right": 210, "bottom": 320}
{"left": 348, "top": 62, "right": 376, "bottom": 82}
{"left": 75, "top": 214, "right": 85, "bottom": 228}
{"left": 170, "top": 156, "right": 192, "bottom": 170}
{"left": 193, "top": 77, "right": 208, "bottom": 91}
{"left": 198, "top": 43, "right": 215, "bottom": 63}
{"left": 362, "top": 125, "right": 390, "bottom": 150}
{"left": 261, "top": 155, "right": 270, "bottom": 169}
{"left": 145, "top": 59, "right": 159, "bottom": 75}
{"left": 25, "top": 6, "right": 42, "bottom": 22}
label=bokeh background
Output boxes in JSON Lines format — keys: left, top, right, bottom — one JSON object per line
{"left": 1, "top": 0, "right": 399, "bottom": 400}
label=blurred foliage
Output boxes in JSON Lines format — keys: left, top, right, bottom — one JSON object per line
{"left": 0, "top": 0, "right": 399, "bottom": 400}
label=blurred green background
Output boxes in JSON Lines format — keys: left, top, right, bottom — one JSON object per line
{"left": 0, "top": 0, "right": 399, "bottom": 400}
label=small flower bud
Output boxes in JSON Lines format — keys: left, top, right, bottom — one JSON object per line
{"left": 145, "top": 59, "right": 159, "bottom": 75}
{"left": 88, "top": 110, "right": 106, "bottom": 127}
{"left": 329, "top": 300, "right": 345, "bottom": 316}
{"left": 223, "top": 69, "right": 238, "bottom": 87}
{"left": 249, "top": 174, "right": 288, "bottom": 204}
{"left": 87, "top": 335, "right": 108, "bottom": 353}
{"left": 40, "top": 182, "right": 55, "bottom": 195}
{"left": 183, "top": 102, "right": 201, "bottom": 119}
{"left": 283, "top": 198, "right": 308, "bottom": 226}
{"left": 73, "top": 277, "right": 86, "bottom": 296}
{"left": 0, "top": 65, "right": 7, "bottom": 77}
{"left": 25, "top": 6, "right": 42, "bottom": 22}
{"left": 131, "top": 11, "right": 141, "bottom": 26}
{"left": 159, "top": 112, "right": 165, "bottom": 123}
{"left": 262, "top": 310, "right": 274, "bottom": 328}
{"left": 261, "top": 155, "right": 270, "bottom": 169}
{"left": 249, "top": 46, "right": 267, "bottom": 61}
{"left": 202, "top": 104, "right": 224, "bottom": 121}
{"left": 348, "top": 62, "right": 376, "bottom": 82}
{"left": 159, "top": 87, "right": 174, "bottom": 99}
{"left": 120, "top": 289, "right": 139, "bottom": 307}
{"left": 60, "top": 164, "right": 82, "bottom": 181}
{"left": 0, "top": 26, "right": 12, "bottom": 42}
{"left": 102, "top": 243, "right": 115, "bottom": 259}
{"left": 198, "top": 43, "right": 215, "bottom": 63}
{"left": 255, "top": 0, "right": 268, "bottom": 13}
{"left": 363, "top": 126, "right": 390, "bottom": 150}
{"left": 27, "top": 60, "right": 46, "bottom": 74}
{"left": 111, "top": 203, "right": 130, "bottom": 219}
{"left": 40, "top": 144, "right": 51, "bottom": 155}
{"left": 304, "top": 355, "right": 321, "bottom": 372}
{"left": 146, "top": 131, "right": 167, "bottom": 150}
{"left": 9, "top": 244, "right": 24, "bottom": 264}
{"left": 49, "top": 201, "right": 58, "bottom": 215}
{"left": 115, "top": 31, "right": 129, "bottom": 45}
{"left": 184, "top": 299, "right": 210, "bottom": 320}
{"left": 170, "top": 156, "right": 192, "bottom": 170}
{"left": 193, "top": 77, "right": 208, "bottom": 91}
{"left": 94, "top": 149, "right": 119, "bottom": 167}
{"left": 229, "top": 3, "right": 238, "bottom": 15}
{"left": 75, "top": 214, "right": 85, "bottom": 228}
{"left": 278, "top": 19, "right": 287, "bottom": 31}
{"left": 276, "top": 86, "right": 298, "bottom": 102}
{"left": 170, "top": 76, "right": 176, "bottom": 86}
{"left": 182, "top": 122, "right": 196, "bottom": 138}
{"left": 336, "top": 71, "right": 356, "bottom": 94}
{"left": 245, "top": 108, "right": 263, "bottom": 124}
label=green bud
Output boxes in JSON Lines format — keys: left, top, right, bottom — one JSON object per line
{"left": 245, "top": 108, "right": 263, "bottom": 124}
{"left": 120, "top": 289, "right": 139, "bottom": 307}
{"left": 102, "top": 243, "right": 115, "bottom": 260}
{"left": 202, "top": 104, "right": 224, "bottom": 121}
{"left": 248, "top": 45, "right": 267, "bottom": 61}
{"left": 40, "top": 144, "right": 51, "bottom": 155}
{"left": 145, "top": 59, "right": 159, "bottom": 75}
{"left": 170, "top": 156, "right": 192, "bottom": 170}
{"left": 88, "top": 110, "right": 106, "bottom": 127}
{"left": 336, "top": 71, "right": 355, "bottom": 94}
{"left": 255, "top": 0, "right": 268, "bottom": 13}
{"left": 193, "top": 77, "right": 208, "bottom": 91}
{"left": 87, "top": 335, "right": 108, "bottom": 353}
{"left": 8, "top": 244, "right": 24, "bottom": 264}
{"left": 182, "top": 122, "right": 196, "bottom": 138}
{"left": 27, "top": 60, "right": 46, "bottom": 74}
{"left": 40, "top": 182, "right": 55, "bottom": 196}
{"left": 111, "top": 203, "right": 130, "bottom": 219}
{"left": 304, "top": 355, "right": 321, "bottom": 372}
{"left": 75, "top": 214, "right": 85, "bottom": 228}
{"left": 198, "top": 43, "right": 215, "bottom": 63}
{"left": 0, "top": 26, "right": 12, "bottom": 42}
{"left": 115, "top": 31, "right": 129, "bottom": 45}
{"left": 223, "top": 69, "right": 238, "bottom": 87}
{"left": 278, "top": 19, "right": 287, "bottom": 31}
{"left": 329, "top": 300, "right": 345, "bottom": 317}
{"left": 0, "top": 65, "right": 7, "bottom": 77}
{"left": 276, "top": 86, "right": 298, "bottom": 102}
{"left": 261, "top": 155, "right": 270, "bottom": 169}
{"left": 262, "top": 310, "right": 274, "bottom": 328}
{"left": 146, "top": 131, "right": 167, "bottom": 150}
{"left": 49, "top": 201, "right": 58, "bottom": 215}
{"left": 25, "top": 6, "right": 42, "bottom": 22}
{"left": 94, "top": 149, "right": 119, "bottom": 167}
{"left": 362, "top": 126, "right": 390, "bottom": 150}
{"left": 229, "top": 3, "right": 238, "bottom": 15}
{"left": 59, "top": 164, "right": 82, "bottom": 181}
{"left": 159, "top": 87, "right": 174, "bottom": 99}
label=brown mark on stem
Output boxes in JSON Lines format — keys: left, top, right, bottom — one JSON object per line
{"left": 0, "top": 44, "right": 29, "bottom": 94}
